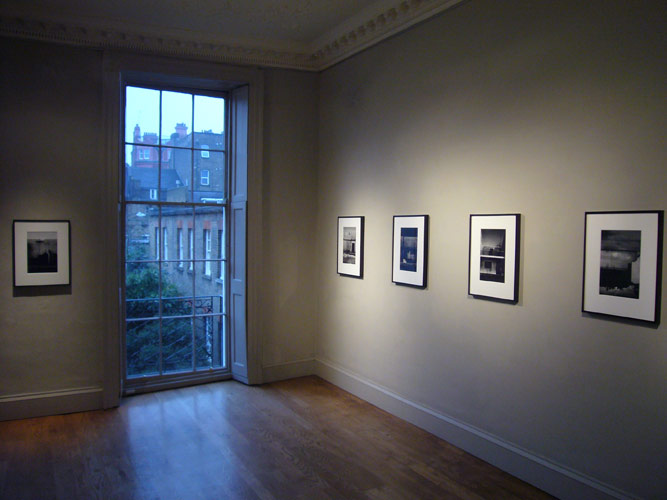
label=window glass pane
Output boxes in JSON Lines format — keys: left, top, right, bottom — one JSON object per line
{"left": 161, "top": 262, "right": 193, "bottom": 318}
{"left": 126, "top": 320, "right": 160, "bottom": 377}
{"left": 195, "top": 151, "right": 225, "bottom": 203}
{"left": 194, "top": 267, "right": 224, "bottom": 318}
{"left": 187, "top": 228, "right": 195, "bottom": 271}
{"left": 125, "top": 145, "right": 160, "bottom": 202}
{"left": 161, "top": 147, "right": 191, "bottom": 202}
{"left": 162, "top": 91, "right": 192, "bottom": 148}
{"left": 160, "top": 206, "right": 192, "bottom": 260}
{"left": 195, "top": 315, "right": 224, "bottom": 370}
{"left": 124, "top": 84, "right": 228, "bottom": 384}
{"left": 194, "top": 95, "right": 225, "bottom": 141}
{"left": 194, "top": 284, "right": 223, "bottom": 314}
{"left": 126, "top": 262, "right": 160, "bottom": 320}
{"left": 176, "top": 228, "right": 184, "bottom": 262}
{"left": 126, "top": 204, "right": 159, "bottom": 261}
{"left": 162, "top": 317, "right": 192, "bottom": 373}
{"left": 161, "top": 227, "right": 168, "bottom": 260}
{"left": 195, "top": 206, "right": 224, "bottom": 277}
{"left": 125, "top": 87, "right": 159, "bottom": 144}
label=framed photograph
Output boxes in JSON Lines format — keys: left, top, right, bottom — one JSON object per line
{"left": 468, "top": 214, "right": 520, "bottom": 303}
{"left": 337, "top": 216, "right": 364, "bottom": 278}
{"left": 392, "top": 215, "right": 428, "bottom": 288}
{"left": 583, "top": 211, "right": 663, "bottom": 324}
{"left": 13, "top": 220, "right": 71, "bottom": 287}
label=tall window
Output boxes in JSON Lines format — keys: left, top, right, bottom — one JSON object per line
{"left": 162, "top": 227, "right": 168, "bottom": 260}
{"left": 204, "top": 229, "right": 212, "bottom": 276}
{"left": 188, "top": 228, "right": 194, "bottom": 272}
{"left": 177, "top": 228, "right": 183, "bottom": 269}
{"left": 123, "top": 83, "right": 228, "bottom": 390}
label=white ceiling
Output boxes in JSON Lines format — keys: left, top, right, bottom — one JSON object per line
{"left": 0, "top": 0, "right": 464, "bottom": 70}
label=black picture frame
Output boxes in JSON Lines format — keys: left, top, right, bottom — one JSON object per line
{"left": 582, "top": 210, "right": 663, "bottom": 324}
{"left": 337, "top": 216, "right": 364, "bottom": 278}
{"left": 468, "top": 214, "right": 520, "bottom": 303}
{"left": 13, "top": 220, "right": 71, "bottom": 287}
{"left": 392, "top": 215, "right": 428, "bottom": 288}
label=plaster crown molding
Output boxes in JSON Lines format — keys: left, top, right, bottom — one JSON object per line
{"left": 0, "top": 0, "right": 464, "bottom": 71}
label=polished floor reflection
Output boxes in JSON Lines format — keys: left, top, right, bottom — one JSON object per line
{"left": 0, "top": 377, "right": 555, "bottom": 499}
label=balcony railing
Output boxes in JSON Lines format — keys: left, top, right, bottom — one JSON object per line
{"left": 126, "top": 294, "right": 224, "bottom": 321}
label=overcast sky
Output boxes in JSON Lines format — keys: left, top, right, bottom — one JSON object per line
{"left": 125, "top": 86, "right": 225, "bottom": 143}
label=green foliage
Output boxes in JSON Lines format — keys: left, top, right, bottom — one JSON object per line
{"left": 125, "top": 244, "right": 218, "bottom": 376}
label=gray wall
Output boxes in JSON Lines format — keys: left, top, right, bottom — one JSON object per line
{"left": 0, "top": 40, "right": 106, "bottom": 398}
{"left": 316, "top": 1, "right": 665, "bottom": 498}
{"left": 0, "top": 38, "right": 320, "bottom": 407}
{"left": 262, "top": 69, "right": 319, "bottom": 372}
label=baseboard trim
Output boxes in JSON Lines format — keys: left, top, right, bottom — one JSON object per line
{"left": 314, "top": 358, "right": 635, "bottom": 500}
{"left": 262, "top": 358, "right": 315, "bottom": 384}
{"left": 0, "top": 386, "right": 104, "bottom": 421}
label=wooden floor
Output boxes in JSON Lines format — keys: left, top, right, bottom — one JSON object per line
{"left": 0, "top": 376, "right": 555, "bottom": 500}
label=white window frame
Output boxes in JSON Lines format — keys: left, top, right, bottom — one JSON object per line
{"left": 177, "top": 228, "right": 184, "bottom": 268}
{"left": 122, "top": 80, "right": 231, "bottom": 393}
{"left": 188, "top": 228, "right": 194, "bottom": 271}
{"left": 218, "top": 229, "right": 224, "bottom": 280}
{"left": 201, "top": 169, "right": 210, "bottom": 186}
{"left": 110, "top": 61, "right": 259, "bottom": 405}
{"left": 201, "top": 144, "right": 210, "bottom": 158}
{"left": 149, "top": 188, "right": 158, "bottom": 200}
{"left": 204, "top": 229, "right": 212, "bottom": 276}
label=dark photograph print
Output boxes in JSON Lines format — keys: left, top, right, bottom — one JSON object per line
{"left": 599, "top": 230, "right": 641, "bottom": 299}
{"left": 342, "top": 226, "right": 357, "bottom": 264}
{"left": 400, "top": 227, "right": 418, "bottom": 272}
{"left": 392, "top": 215, "right": 427, "bottom": 288}
{"left": 582, "top": 211, "right": 662, "bottom": 324}
{"left": 479, "top": 229, "right": 505, "bottom": 282}
{"left": 337, "top": 216, "right": 364, "bottom": 278}
{"left": 27, "top": 231, "right": 58, "bottom": 273}
{"left": 468, "top": 214, "right": 520, "bottom": 303}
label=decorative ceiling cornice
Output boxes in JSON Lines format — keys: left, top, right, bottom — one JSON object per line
{"left": 0, "top": 0, "right": 465, "bottom": 72}
{"left": 312, "top": 0, "right": 465, "bottom": 69}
